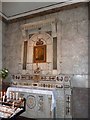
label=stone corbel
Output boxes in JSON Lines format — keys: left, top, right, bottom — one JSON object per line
{"left": 22, "top": 29, "right": 26, "bottom": 38}
{"left": 22, "top": 28, "right": 28, "bottom": 41}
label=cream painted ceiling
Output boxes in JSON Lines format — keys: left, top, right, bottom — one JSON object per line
{"left": 2, "top": 2, "right": 57, "bottom": 17}
{"left": 2, "top": 0, "right": 88, "bottom": 18}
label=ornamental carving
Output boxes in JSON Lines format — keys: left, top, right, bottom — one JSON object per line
{"left": 36, "top": 39, "right": 44, "bottom": 45}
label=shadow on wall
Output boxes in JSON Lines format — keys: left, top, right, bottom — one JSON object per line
{"left": 72, "top": 87, "right": 88, "bottom": 118}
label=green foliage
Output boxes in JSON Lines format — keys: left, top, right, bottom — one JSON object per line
{"left": 0, "top": 68, "right": 9, "bottom": 79}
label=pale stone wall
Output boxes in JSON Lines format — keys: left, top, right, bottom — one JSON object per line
{"left": 57, "top": 4, "right": 88, "bottom": 88}
{"left": 0, "top": 21, "right": 2, "bottom": 70}
{"left": 2, "top": 3, "right": 89, "bottom": 118}
{"left": 0, "top": 2, "right": 2, "bottom": 90}
{"left": 3, "top": 4, "right": 88, "bottom": 88}
{"left": 0, "top": 20, "right": 2, "bottom": 90}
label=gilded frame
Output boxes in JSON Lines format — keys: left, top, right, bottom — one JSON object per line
{"left": 33, "top": 45, "right": 46, "bottom": 63}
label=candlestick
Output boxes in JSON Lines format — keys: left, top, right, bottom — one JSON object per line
{"left": 13, "top": 92, "right": 15, "bottom": 100}
{"left": 19, "top": 97, "right": 22, "bottom": 101}
{"left": 16, "top": 92, "right": 19, "bottom": 100}
{"left": 12, "top": 101, "right": 15, "bottom": 108}
{"left": 3, "top": 95, "right": 5, "bottom": 102}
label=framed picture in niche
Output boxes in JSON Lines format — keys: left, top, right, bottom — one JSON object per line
{"left": 33, "top": 45, "right": 46, "bottom": 63}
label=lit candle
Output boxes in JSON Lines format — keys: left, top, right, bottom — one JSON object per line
{"left": 4, "top": 92, "right": 6, "bottom": 95}
{"left": 12, "top": 92, "right": 15, "bottom": 100}
{"left": 3, "top": 95, "right": 5, "bottom": 102}
{"left": 1, "top": 91, "right": 2, "bottom": 98}
{"left": 12, "top": 101, "right": 15, "bottom": 108}
{"left": 19, "top": 97, "right": 22, "bottom": 101}
{"left": 16, "top": 92, "right": 19, "bottom": 100}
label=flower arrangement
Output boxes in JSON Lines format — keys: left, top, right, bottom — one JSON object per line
{"left": 0, "top": 68, "right": 9, "bottom": 79}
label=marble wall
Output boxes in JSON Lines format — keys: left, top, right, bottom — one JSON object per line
{"left": 0, "top": 20, "right": 2, "bottom": 90}
{"left": 0, "top": 21, "right": 2, "bottom": 69}
{"left": 0, "top": 1, "right": 2, "bottom": 90}
{"left": 3, "top": 3, "right": 88, "bottom": 88}
{"left": 2, "top": 3, "right": 89, "bottom": 118}
{"left": 72, "top": 87, "right": 88, "bottom": 118}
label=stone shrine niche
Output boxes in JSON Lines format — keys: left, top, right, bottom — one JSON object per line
{"left": 21, "top": 18, "right": 57, "bottom": 75}
{"left": 28, "top": 32, "right": 53, "bottom": 75}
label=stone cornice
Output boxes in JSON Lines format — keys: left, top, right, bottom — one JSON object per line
{"left": 1, "top": 2, "right": 88, "bottom": 24}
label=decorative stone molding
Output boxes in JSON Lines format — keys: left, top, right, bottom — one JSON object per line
{"left": 21, "top": 18, "right": 57, "bottom": 38}
{"left": 36, "top": 39, "right": 44, "bottom": 46}
{"left": 21, "top": 18, "right": 56, "bottom": 30}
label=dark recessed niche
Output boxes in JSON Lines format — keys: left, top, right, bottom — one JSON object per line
{"left": 23, "top": 41, "right": 28, "bottom": 70}
{"left": 53, "top": 37, "right": 57, "bottom": 69}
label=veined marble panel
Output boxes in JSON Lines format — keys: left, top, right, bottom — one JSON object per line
{"left": 58, "top": 7, "right": 74, "bottom": 23}
{"left": 0, "top": 21, "right": 2, "bottom": 70}
{"left": 47, "top": 44, "right": 53, "bottom": 63}
{"left": 27, "top": 45, "right": 33, "bottom": 63}
{"left": 56, "top": 89, "right": 65, "bottom": 118}
{"left": 61, "top": 22, "right": 77, "bottom": 40}
{"left": 72, "top": 75, "right": 88, "bottom": 88}
{"left": 74, "top": 4, "right": 88, "bottom": 22}
{"left": 72, "top": 87, "right": 88, "bottom": 118}
{"left": 77, "top": 20, "right": 88, "bottom": 38}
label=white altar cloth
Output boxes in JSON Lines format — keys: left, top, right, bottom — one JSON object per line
{"left": 6, "top": 86, "right": 56, "bottom": 111}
